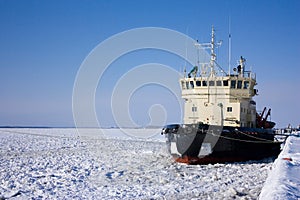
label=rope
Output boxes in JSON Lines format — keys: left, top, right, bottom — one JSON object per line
{"left": 218, "top": 134, "right": 279, "bottom": 144}
{"left": 233, "top": 129, "right": 276, "bottom": 142}
{"left": 207, "top": 130, "right": 280, "bottom": 144}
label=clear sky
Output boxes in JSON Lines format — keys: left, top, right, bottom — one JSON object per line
{"left": 0, "top": 0, "right": 299, "bottom": 128}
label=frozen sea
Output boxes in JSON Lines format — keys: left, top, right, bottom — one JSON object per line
{"left": 0, "top": 128, "right": 275, "bottom": 199}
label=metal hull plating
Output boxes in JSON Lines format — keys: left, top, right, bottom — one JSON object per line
{"left": 163, "top": 124, "right": 282, "bottom": 164}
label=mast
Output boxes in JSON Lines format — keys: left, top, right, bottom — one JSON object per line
{"left": 193, "top": 26, "right": 222, "bottom": 78}
{"left": 210, "top": 26, "right": 216, "bottom": 77}
{"left": 228, "top": 19, "right": 232, "bottom": 76}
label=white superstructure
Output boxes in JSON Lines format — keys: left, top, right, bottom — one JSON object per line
{"left": 181, "top": 27, "right": 257, "bottom": 127}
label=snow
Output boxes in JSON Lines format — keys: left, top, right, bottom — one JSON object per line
{"left": 259, "top": 134, "right": 300, "bottom": 200}
{"left": 0, "top": 128, "right": 275, "bottom": 199}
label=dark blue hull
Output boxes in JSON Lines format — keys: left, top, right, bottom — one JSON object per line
{"left": 162, "top": 124, "right": 282, "bottom": 164}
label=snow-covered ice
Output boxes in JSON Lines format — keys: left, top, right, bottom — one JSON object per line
{"left": 259, "top": 134, "right": 300, "bottom": 200}
{"left": 0, "top": 128, "right": 274, "bottom": 199}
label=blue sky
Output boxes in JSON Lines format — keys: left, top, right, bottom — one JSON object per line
{"left": 0, "top": 0, "right": 299, "bottom": 128}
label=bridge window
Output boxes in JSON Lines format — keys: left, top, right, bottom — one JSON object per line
{"left": 196, "top": 80, "right": 201, "bottom": 87}
{"left": 244, "top": 81, "right": 249, "bottom": 89}
{"left": 181, "top": 81, "right": 186, "bottom": 89}
{"left": 186, "top": 81, "right": 189, "bottom": 89}
{"left": 202, "top": 81, "right": 207, "bottom": 86}
{"left": 223, "top": 80, "right": 229, "bottom": 86}
{"left": 190, "top": 81, "right": 194, "bottom": 89}
{"left": 230, "top": 80, "right": 236, "bottom": 89}
{"left": 237, "top": 80, "right": 242, "bottom": 89}
{"left": 227, "top": 107, "right": 232, "bottom": 112}
{"left": 209, "top": 81, "right": 215, "bottom": 86}
{"left": 216, "top": 80, "right": 222, "bottom": 86}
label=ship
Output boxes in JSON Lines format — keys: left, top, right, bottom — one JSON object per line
{"left": 161, "top": 26, "right": 282, "bottom": 164}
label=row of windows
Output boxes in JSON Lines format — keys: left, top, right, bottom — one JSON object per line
{"left": 190, "top": 106, "right": 255, "bottom": 127}
{"left": 192, "top": 106, "right": 254, "bottom": 114}
{"left": 231, "top": 80, "right": 249, "bottom": 89}
{"left": 227, "top": 107, "right": 254, "bottom": 114}
{"left": 192, "top": 106, "right": 232, "bottom": 112}
{"left": 192, "top": 106, "right": 234, "bottom": 112}
{"left": 241, "top": 107, "right": 255, "bottom": 114}
{"left": 183, "top": 80, "right": 250, "bottom": 90}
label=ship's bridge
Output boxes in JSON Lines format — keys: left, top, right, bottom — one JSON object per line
{"left": 180, "top": 71, "right": 257, "bottom": 98}
{"left": 180, "top": 59, "right": 258, "bottom": 128}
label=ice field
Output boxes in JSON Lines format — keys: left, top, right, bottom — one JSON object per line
{"left": 0, "top": 128, "right": 277, "bottom": 199}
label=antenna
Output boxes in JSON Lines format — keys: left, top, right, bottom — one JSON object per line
{"left": 194, "top": 26, "right": 223, "bottom": 77}
{"left": 228, "top": 16, "right": 232, "bottom": 76}
{"left": 196, "top": 39, "right": 200, "bottom": 66}
{"left": 184, "top": 26, "right": 189, "bottom": 77}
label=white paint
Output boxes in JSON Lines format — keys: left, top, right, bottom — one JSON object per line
{"left": 170, "top": 142, "right": 181, "bottom": 156}
{"left": 199, "top": 143, "right": 212, "bottom": 156}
